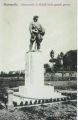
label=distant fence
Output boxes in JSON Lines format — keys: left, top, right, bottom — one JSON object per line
{"left": 45, "top": 71, "right": 77, "bottom": 81}
{"left": 0, "top": 71, "right": 77, "bottom": 88}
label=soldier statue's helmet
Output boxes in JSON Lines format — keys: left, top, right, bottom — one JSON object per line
{"left": 33, "top": 15, "right": 39, "bottom": 20}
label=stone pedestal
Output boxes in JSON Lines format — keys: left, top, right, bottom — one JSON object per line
{"left": 25, "top": 51, "right": 44, "bottom": 86}
{"left": 19, "top": 51, "right": 62, "bottom": 99}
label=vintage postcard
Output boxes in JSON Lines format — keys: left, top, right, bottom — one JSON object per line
{"left": 0, "top": 0, "right": 77, "bottom": 120}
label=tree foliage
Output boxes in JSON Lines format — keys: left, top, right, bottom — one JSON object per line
{"left": 63, "top": 50, "right": 77, "bottom": 71}
{"left": 49, "top": 49, "right": 77, "bottom": 72}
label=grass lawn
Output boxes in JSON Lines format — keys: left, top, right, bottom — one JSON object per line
{"left": 45, "top": 80, "right": 77, "bottom": 90}
{"left": 0, "top": 100, "right": 77, "bottom": 120}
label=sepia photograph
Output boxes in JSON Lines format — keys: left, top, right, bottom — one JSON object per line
{"left": 0, "top": 0, "right": 77, "bottom": 120}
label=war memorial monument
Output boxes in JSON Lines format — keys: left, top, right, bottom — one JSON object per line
{"left": 7, "top": 16, "right": 65, "bottom": 109}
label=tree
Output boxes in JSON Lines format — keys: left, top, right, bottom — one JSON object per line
{"left": 63, "top": 50, "right": 77, "bottom": 71}
{"left": 44, "top": 64, "right": 51, "bottom": 73}
{"left": 0, "top": 71, "right": 4, "bottom": 77}
{"left": 53, "top": 52, "right": 64, "bottom": 72}
{"left": 44, "top": 64, "right": 50, "bottom": 69}
{"left": 50, "top": 50, "right": 54, "bottom": 59}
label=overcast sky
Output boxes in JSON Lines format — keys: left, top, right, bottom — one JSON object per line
{"left": 0, "top": 0, "right": 77, "bottom": 72}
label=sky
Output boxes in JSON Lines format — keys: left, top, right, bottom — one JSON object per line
{"left": 0, "top": 0, "right": 77, "bottom": 72}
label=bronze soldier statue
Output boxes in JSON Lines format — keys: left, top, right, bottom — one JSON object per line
{"left": 29, "top": 16, "right": 45, "bottom": 51}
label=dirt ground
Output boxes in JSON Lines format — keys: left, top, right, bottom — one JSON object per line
{"left": 0, "top": 100, "right": 77, "bottom": 120}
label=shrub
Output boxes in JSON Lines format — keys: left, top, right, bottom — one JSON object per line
{"left": 34, "top": 100, "right": 37, "bottom": 104}
{"left": 20, "top": 101, "right": 23, "bottom": 106}
{"left": 25, "top": 101, "right": 28, "bottom": 105}
{"left": 38, "top": 100, "right": 41, "bottom": 104}
{"left": 29, "top": 100, "right": 32, "bottom": 105}
{"left": 13, "top": 101, "right": 17, "bottom": 107}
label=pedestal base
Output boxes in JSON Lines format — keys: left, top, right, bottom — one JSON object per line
{"left": 18, "top": 84, "right": 62, "bottom": 99}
